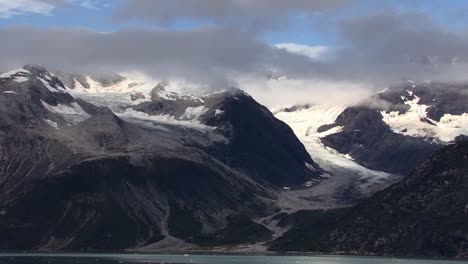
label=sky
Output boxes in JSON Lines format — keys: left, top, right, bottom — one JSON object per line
{"left": 1, "top": 0, "right": 468, "bottom": 105}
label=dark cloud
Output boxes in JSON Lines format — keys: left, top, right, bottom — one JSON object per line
{"left": 114, "top": 0, "right": 352, "bottom": 31}
{"left": 0, "top": 26, "right": 316, "bottom": 87}
{"left": 332, "top": 11, "right": 468, "bottom": 83}
{"left": 2, "top": 9, "right": 468, "bottom": 97}
{"left": 340, "top": 12, "right": 468, "bottom": 63}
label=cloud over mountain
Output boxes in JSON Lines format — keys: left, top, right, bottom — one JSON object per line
{"left": 1, "top": 1, "right": 468, "bottom": 106}
{"left": 0, "top": 26, "right": 318, "bottom": 87}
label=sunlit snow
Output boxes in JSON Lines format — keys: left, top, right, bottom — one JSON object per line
{"left": 13, "top": 76, "right": 28, "bottom": 83}
{"left": 120, "top": 109, "right": 213, "bottom": 131}
{"left": 381, "top": 94, "right": 468, "bottom": 142}
{"left": 0, "top": 68, "right": 30, "bottom": 78}
{"left": 180, "top": 106, "right": 207, "bottom": 120}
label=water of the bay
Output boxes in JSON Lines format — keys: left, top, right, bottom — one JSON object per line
{"left": 0, "top": 253, "right": 465, "bottom": 264}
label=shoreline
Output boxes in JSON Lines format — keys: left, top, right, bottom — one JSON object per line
{"left": 0, "top": 251, "right": 465, "bottom": 262}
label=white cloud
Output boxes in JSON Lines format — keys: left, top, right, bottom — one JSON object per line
{"left": 80, "top": 0, "right": 96, "bottom": 9}
{"left": 275, "top": 43, "right": 330, "bottom": 59}
{"left": 0, "top": 0, "right": 56, "bottom": 18}
{"left": 80, "top": 0, "right": 106, "bottom": 10}
{"left": 238, "top": 75, "right": 372, "bottom": 107}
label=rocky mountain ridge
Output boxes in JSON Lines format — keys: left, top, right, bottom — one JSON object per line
{"left": 1, "top": 65, "right": 467, "bottom": 258}
{"left": 0, "top": 65, "right": 320, "bottom": 250}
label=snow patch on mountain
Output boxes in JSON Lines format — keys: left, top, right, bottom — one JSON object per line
{"left": 381, "top": 94, "right": 468, "bottom": 142}
{"left": 318, "top": 125, "right": 344, "bottom": 138}
{"left": 66, "top": 73, "right": 205, "bottom": 109}
{"left": 214, "top": 109, "right": 224, "bottom": 116}
{"left": 119, "top": 108, "right": 213, "bottom": 131}
{"left": 44, "top": 119, "right": 59, "bottom": 129}
{"left": 13, "top": 76, "right": 29, "bottom": 83}
{"left": 0, "top": 68, "right": 31, "bottom": 83}
{"left": 41, "top": 100, "right": 90, "bottom": 123}
{"left": 72, "top": 78, "right": 88, "bottom": 93}
{"left": 0, "top": 68, "right": 30, "bottom": 78}
{"left": 68, "top": 73, "right": 157, "bottom": 95}
{"left": 180, "top": 106, "right": 208, "bottom": 120}
{"left": 39, "top": 78, "right": 66, "bottom": 93}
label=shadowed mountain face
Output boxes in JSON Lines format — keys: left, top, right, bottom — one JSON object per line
{"left": 129, "top": 88, "right": 321, "bottom": 186}
{"left": 270, "top": 140, "right": 468, "bottom": 258}
{"left": 200, "top": 91, "right": 321, "bottom": 186}
{"left": 317, "top": 81, "right": 468, "bottom": 175}
{"left": 0, "top": 66, "right": 320, "bottom": 250}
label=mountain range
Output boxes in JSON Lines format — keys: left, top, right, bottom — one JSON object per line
{"left": 0, "top": 65, "right": 467, "bottom": 258}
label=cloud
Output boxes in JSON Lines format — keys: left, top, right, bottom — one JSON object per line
{"left": 238, "top": 76, "right": 371, "bottom": 107}
{"left": 2, "top": 9, "right": 468, "bottom": 106}
{"left": 78, "top": 0, "right": 110, "bottom": 10}
{"left": 320, "top": 10, "right": 468, "bottom": 84}
{"left": 114, "top": 0, "right": 352, "bottom": 31}
{"left": 339, "top": 11, "right": 468, "bottom": 64}
{"left": 80, "top": 0, "right": 98, "bottom": 9}
{"left": 0, "top": 0, "right": 64, "bottom": 18}
{"left": 0, "top": 26, "right": 319, "bottom": 88}
{"left": 0, "top": 0, "right": 102, "bottom": 18}
{"left": 2, "top": 11, "right": 468, "bottom": 88}
{"left": 275, "top": 43, "right": 330, "bottom": 59}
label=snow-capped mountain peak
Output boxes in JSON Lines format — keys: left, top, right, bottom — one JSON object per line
{"left": 0, "top": 65, "right": 67, "bottom": 93}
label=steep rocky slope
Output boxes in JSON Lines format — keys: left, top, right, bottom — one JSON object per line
{"left": 270, "top": 140, "right": 468, "bottom": 258}
{"left": 0, "top": 65, "right": 320, "bottom": 250}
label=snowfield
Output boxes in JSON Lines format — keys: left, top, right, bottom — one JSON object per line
{"left": 119, "top": 108, "right": 214, "bottom": 131}
{"left": 13, "top": 76, "right": 29, "bottom": 83}
{"left": 0, "top": 68, "right": 30, "bottom": 78}
{"left": 67, "top": 73, "right": 203, "bottom": 103}
{"left": 0, "top": 69, "right": 31, "bottom": 84}
{"left": 41, "top": 100, "right": 91, "bottom": 124}
{"left": 381, "top": 92, "right": 468, "bottom": 142}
